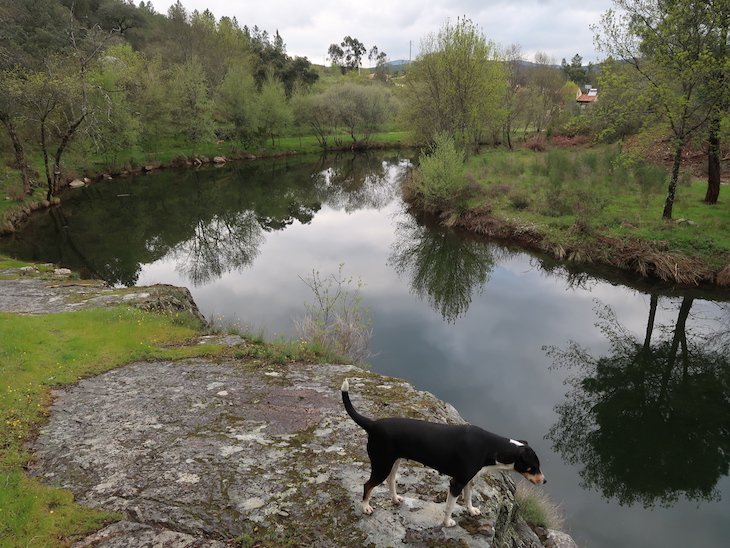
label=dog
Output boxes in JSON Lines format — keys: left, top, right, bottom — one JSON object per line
{"left": 341, "top": 379, "right": 545, "bottom": 527}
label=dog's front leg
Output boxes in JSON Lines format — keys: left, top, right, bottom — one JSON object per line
{"left": 443, "top": 479, "right": 466, "bottom": 527}
{"left": 463, "top": 479, "right": 481, "bottom": 516}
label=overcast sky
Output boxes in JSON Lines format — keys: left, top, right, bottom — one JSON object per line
{"left": 148, "top": 0, "right": 615, "bottom": 66}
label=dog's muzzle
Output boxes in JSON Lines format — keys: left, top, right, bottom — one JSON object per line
{"left": 523, "top": 472, "right": 546, "bottom": 485}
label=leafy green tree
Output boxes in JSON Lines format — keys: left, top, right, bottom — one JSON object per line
{"left": 170, "top": 57, "right": 214, "bottom": 153}
{"left": 328, "top": 36, "right": 366, "bottom": 73}
{"left": 216, "top": 62, "right": 260, "bottom": 147}
{"left": 86, "top": 43, "right": 142, "bottom": 167}
{"left": 0, "top": 70, "right": 33, "bottom": 195}
{"left": 501, "top": 44, "right": 528, "bottom": 149}
{"left": 329, "top": 83, "right": 391, "bottom": 147}
{"left": 525, "top": 52, "right": 567, "bottom": 139}
{"left": 19, "top": 66, "right": 86, "bottom": 199}
{"left": 132, "top": 56, "right": 173, "bottom": 154}
{"left": 561, "top": 54, "right": 588, "bottom": 87}
{"left": 257, "top": 76, "right": 292, "bottom": 147}
{"left": 368, "top": 46, "right": 389, "bottom": 81}
{"left": 294, "top": 91, "right": 337, "bottom": 149}
{"left": 0, "top": 0, "right": 72, "bottom": 69}
{"left": 401, "top": 17, "right": 507, "bottom": 150}
{"left": 595, "top": 0, "right": 729, "bottom": 219}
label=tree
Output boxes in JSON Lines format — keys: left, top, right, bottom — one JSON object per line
{"left": 327, "top": 36, "right": 366, "bottom": 73}
{"left": 216, "top": 62, "right": 260, "bottom": 146}
{"left": 368, "top": 45, "right": 389, "bottom": 81}
{"left": 501, "top": 44, "right": 527, "bottom": 149}
{"left": 401, "top": 17, "right": 507, "bottom": 150}
{"left": 703, "top": 12, "right": 729, "bottom": 204}
{"left": 86, "top": 43, "right": 142, "bottom": 168}
{"left": 257, "top": 76, "right": 292, "bottom": 147}
{"left": 525, "top": 52, "right": 566, "bottom": 139}
{"left": 329, "top": 83, "right": 391, "bottom": 147}
{"left": 595, "top": 0, "right": 729, "bottom": 219}
{"left": 170, "top": 57, "right": 214, "bottom": 152}
{"left": 561, "top": 54, "right": 588, "bottom": 87}
{"left": 0, "top": 71, "right": 33, "bottom": 195}
{"left": 296, "top": 84, "right": 391, "bottom": 149}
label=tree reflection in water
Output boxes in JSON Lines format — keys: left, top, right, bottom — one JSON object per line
{"left": 546, "top": 297, "right": 730, "bottom": 507}
{"left": 389, "top": 216, "right": 499, "bottom": 322}
{"left": 171, "top": 211, "right": 264, "bottom": 286}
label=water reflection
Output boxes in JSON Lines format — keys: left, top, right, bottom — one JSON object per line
{"left": 546, "top": 297, "right": 730, "bottom": 507}
{"left": 389, "top": 217, "right": 498, "bottom": 322}
{"left": 0, "top": 155, "right": 410, "bottom": 287}
{"left": 171, "top": 211, "right": 264, "bottom": 286}
{"left": 311, "top": 153, "right": 405, "bottom": 211}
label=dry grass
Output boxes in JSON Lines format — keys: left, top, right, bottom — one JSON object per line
{"left": 515, "top": 483, "right": 565, "bottom": 530}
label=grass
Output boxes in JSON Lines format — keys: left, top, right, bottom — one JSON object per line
{"left": 0, "top": 306, "right": 222, "bottom": 546}
{"left": 415, "top": 144, "right": 730, "bottom": 282}
{"left": 515, "top": 483, "right": 564, "bottom": 530}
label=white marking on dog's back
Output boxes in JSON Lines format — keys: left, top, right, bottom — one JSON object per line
{"left": 509, "top": 439, "right": 524, "bottom": 447}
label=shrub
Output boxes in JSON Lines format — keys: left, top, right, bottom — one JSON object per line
{"left": 515, "top": 483, "right": 564, "bottom": 529}
{"left": 412, "top": 133, "right": 466, "bottom": 211}
{"left": 509, "top": 189, "right": 531, "bottom": 210}
{"left": 294, "top": 264, "right": 372, "bottom": 363}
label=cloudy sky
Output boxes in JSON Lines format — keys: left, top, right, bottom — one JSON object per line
{"left": 148, "top": 0, "right": 615, "bottom": 66}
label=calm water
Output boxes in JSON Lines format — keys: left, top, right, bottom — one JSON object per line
{"left": 2, "top": 154, "right": 729, "bottom": 548}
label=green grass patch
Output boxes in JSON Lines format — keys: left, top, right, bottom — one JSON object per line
{"left": 515, "top": 483, "right": 564, "bottom": 530}
{"left": 459, "top": 145, "right": 730, "bottom": 271}
{"left": 0, "top": 306, "right": 220, "bottom": 546}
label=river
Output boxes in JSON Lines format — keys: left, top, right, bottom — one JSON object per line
{"left": 1, "top": 153, "right": 728, "bottom": 548}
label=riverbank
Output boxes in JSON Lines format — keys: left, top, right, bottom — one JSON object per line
{"left": 0, "top": 261, "right": 576, "bottom": 547}
{"left": 406, "top": 144, "right": 730, "bottom": 289}
{"left": 0, "top": 132, "right": 410, "bottom": 237}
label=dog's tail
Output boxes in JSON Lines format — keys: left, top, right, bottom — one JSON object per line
{"left": 341, "top": 379, "right": 374, "bottom": 431}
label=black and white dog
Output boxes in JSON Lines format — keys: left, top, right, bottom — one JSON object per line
{"left": 341, "top": 379, "right": 546, "bottom": 527}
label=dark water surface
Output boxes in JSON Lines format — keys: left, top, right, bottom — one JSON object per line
{"left": 2, "top": 154, "right": 729, "bottom": 548}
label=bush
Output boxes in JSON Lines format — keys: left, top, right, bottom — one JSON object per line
{"left": 509, "top": 189, "right": 531, "bottom": 210}
{"left": 515, "top": 483, "right": 564, "bottom": 529}
{"left": 412, "top": 133, "right": 466, "bottom": 211}
{"left": 294, "top": 264, "right": 372, "bottom": 363}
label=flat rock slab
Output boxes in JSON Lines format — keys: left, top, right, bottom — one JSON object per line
{"left": 31, "top": 358, "right": 532, "bottom": 547}
{"left": 0, "top": 273, "right": 205, "bottom": 322}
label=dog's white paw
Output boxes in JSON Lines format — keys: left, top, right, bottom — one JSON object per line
{"left": 392, "top": 495, "right": 404, "bottom": 504}
{"left": 468, "top": 506, "right": 482, "bottom": 516}
{"left": 444, "top": 518, "right": 456, "bottom": 528}
{"left": 362, "top": 503, "right": 374, "bottom": 515}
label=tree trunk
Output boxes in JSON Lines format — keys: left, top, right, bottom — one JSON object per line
{"left": 51, "top": 114, "right": 86, "bottom": 199}
{"left": 0, "top": 113, "right": 32, "bottom": 195}
{"left": 662, "top": 140, "right": 684, "bottom": 220}
{"left": 705, "top": 115, "right": 721, "bottom": 204}
{"left": 642, "top": 294, "right": 658, "bottom": 352}
{"left": 659, "top": 297, "right": 693, "bottom": 404}
{"left": 40, "top": 119, "right": 54, "bottom": 201}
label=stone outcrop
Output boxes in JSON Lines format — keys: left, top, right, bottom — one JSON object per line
{"left": 0, "top": 266, "right": 205, "bottom": 324}
{"left": 31, "top": 355, "right": 564, "bottom": 547}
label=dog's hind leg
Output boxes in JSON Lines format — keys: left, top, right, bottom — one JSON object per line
{"left": 463, "top": 479, "right": 481, "bottom": 516}
{"left": 386, "top": 459, "right": 404, "bottom": 504}
{"left": 362, "top": 458, "right": 396, "bottom": 515}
